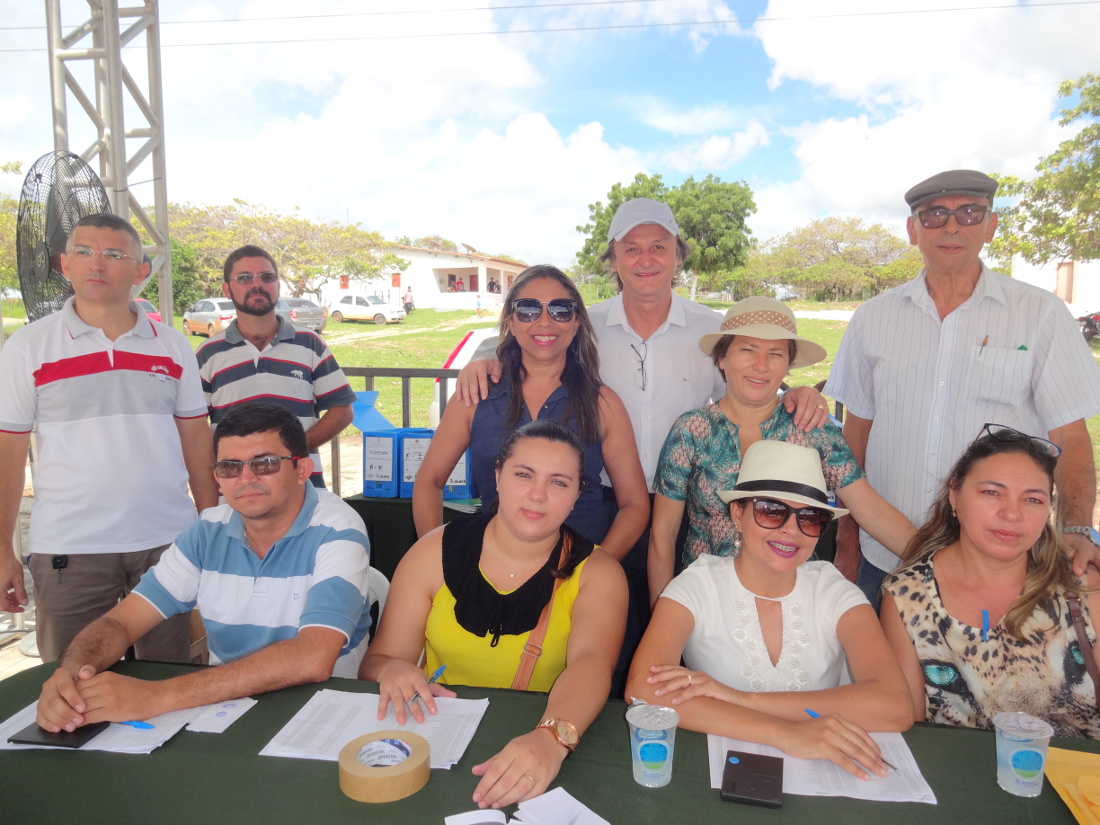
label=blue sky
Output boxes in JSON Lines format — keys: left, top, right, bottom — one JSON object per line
{"left": 1, "top": 1, "right": 1097, "bottom": 267}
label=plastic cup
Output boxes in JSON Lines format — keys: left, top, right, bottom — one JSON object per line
{"left": 625, "top": 704, "right": 679, "bottom": 788}
{"left": 992, "top": 711, "right": 1054, "bottom": 797}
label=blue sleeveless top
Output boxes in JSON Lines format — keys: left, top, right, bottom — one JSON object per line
{"left": 468, "top": 375, "right": 611, "bottom": 544}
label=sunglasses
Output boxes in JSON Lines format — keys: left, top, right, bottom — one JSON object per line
{"left": 512, "top": 298, "right": 577, "bottom": 323}
{"left": 747, "top": 498, "right": 833, "bottom": 538}
{"left": 979, "top": 423, "right": 1062, "bottom": 458}
{"left": 231, "top": 272, "right": 279, "bottom": 285}
{"left": 212, "top": 455, "right": 302, "bottom": 479}
{"left": 914, "top": 204, "right": 988, "bottom": 229}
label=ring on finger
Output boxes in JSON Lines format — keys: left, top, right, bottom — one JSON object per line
{"left": 687, "top": 672, "right": 693, "bottom": 687}
{"left": 524, "top": 773, "right": 536, "bottom": 783}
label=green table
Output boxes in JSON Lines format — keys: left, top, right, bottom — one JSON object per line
{"left": 1, "top": 661, "right": 1094, "bottom": 824}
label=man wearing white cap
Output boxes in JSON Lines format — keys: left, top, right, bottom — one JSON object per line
{"left": 827, "top": 170, "right": 1100, "bottom": 607}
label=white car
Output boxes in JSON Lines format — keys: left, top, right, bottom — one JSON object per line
{"left": 428, "top": 327, "right": 499, "bottom": 426}
{"left": 329, "top": 295, "right": 406, "bottom": 325}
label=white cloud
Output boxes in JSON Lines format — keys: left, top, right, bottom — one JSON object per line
{"left": 660, "top": 120, "right": 770, "bottom": 172}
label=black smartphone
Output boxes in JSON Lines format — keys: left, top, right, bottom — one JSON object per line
{"left": 8, "top": 720, "right": 111, "bottom": 749}
{"left": 720, "top": 749, "right": 784, "bottom": 809}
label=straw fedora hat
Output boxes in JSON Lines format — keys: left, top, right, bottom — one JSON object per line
{"left": 698, "top": 297, "right": 827, "bottom": 368}
{"left": 717, "top": 440, "right": 848, "bottom": 518}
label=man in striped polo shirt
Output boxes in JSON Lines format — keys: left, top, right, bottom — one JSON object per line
{"left": 0, "top": 213, "right": 219, "bottom": 661}
{"left": 35, "top": 402, "right": 371, "bottom": 731}
{"left": 196, "top": 245, "right": 355, "bottom": 489}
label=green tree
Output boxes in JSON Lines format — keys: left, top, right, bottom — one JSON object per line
{"left": 412, "top": 234, "right": 459, "bottom": 252}
{"left": 140, "top": 237, "right": 205, "bottom": 314}
{"left": 575, "top": 173, "right": 756, "bottom": 293}
{"left": 0, "top": 163, "right": 22, "bottom": 298}
{"left": 992, "top": 73, "right": 1100, "bottom": 264}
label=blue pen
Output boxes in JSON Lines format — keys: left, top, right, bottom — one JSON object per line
{"left": 407, "top": 664, "right": 448, "bottom": 708}
{"left": 982, "top": 610, "right": 990, "bottom": 642}
{"left": 120, "top": 720, "right": 154, "bottom": 730}
{"left": 805, "top": 709, "right": 899, "bottom": 773}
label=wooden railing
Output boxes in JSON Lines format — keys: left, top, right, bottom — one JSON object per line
{"left": 328, "top": 367, "right": 460, "bottom": 497}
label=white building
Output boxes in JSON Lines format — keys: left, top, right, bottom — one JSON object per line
{"left": 1011, "top": 255, "right": 1100, "bottom": 315}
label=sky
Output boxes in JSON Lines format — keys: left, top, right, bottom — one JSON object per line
{"left": 1, "top": 0, "right": 1098, "bottom": 268}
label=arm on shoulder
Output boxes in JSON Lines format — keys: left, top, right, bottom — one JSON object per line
{"left": 455, "top": 358, "right": 503, "bottom": 406}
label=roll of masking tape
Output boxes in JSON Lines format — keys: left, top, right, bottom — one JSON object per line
{"left": 338, "top": 730, "right": 431, "bottom": 803}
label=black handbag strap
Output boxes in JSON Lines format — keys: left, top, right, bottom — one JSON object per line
{"left": 1066, "top": 591, "right": 1100, "bottom": 710}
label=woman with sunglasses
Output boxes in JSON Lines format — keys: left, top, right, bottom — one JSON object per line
{"left": 649, "top": 296, "right": 915, "bottom": 603}
{"left": 628, "top": 440, "right": 913, "bottom": 777}
{"left": 413, "top": 265, "right": 649, "bottom": 560}
{"left": 363, "top": 420, "right": 627, "bottom": 808}
{"left": 881, "top": 425, "right": 1100, "bottom": 737}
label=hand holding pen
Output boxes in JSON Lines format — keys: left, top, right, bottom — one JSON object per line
{"left": 805, "top": 709, "right": 900, "bottom": 774}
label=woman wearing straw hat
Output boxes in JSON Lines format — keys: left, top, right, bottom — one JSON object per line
{"left": 628, "top": 440, "right": 913, "bottom": 778}
{"left": 648, "top": 297, "right": 915, "bottom": 603}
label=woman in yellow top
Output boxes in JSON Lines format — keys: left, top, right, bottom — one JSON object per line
{"left": 360, "top": 419, "right": 627, "bottom": 810}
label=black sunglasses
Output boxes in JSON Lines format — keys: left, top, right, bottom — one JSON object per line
{"left": 212, "top": 455, "right": 302, "bottom": 479}
{"left": 232, "top": 272, "right": 279, "bottom": 285}
{"left": 979, "top": 423, "right": 1062, "bottom": 458}
{"left": 914, "top": 204, "right": 988, "bottom": 229}
{"left": 512, "top": 298, "right": 577, "bottom": 323}
{"left": 747, "top": 498, "right": 833, "bottom": 538}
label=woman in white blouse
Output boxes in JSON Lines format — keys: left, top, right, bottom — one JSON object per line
{"left": 626, "top": 440, "right": 912, "bottom": 779}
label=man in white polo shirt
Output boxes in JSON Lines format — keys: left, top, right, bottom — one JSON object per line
{"left": 36, "top": 402, "right": 371, "bottom": 731}
{"left": 0, "top": 213, "right": 218, "bottom": 661}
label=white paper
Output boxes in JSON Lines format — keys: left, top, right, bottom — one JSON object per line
{"left": 0, "top": 701, "right": 195, "bottom": 754}
{"left": 707, "top": 732, "right": 937, "bottom": 804}
{"left": 185, "top": 697, "right": 257, "bottom": 733}
{"left": 445, "top": 787, "right": 609, "bottom": 825}
{"left": 260, "top": 688, "right": 488, "bottom": 769}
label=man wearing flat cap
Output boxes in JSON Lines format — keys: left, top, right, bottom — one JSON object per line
{"left": 827, "top": 169, "right": 1100, "bottom": 607}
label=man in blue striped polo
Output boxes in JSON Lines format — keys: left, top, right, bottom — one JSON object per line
{"left": 35, "top": 402, "right": 371, "bottom": 732}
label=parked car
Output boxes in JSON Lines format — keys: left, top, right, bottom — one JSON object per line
{"left": 428, "top": 327, "right": 499, "bottom": 426}
{"left": 1079, "top": 310, "right": 1100, "bottom": 342}
{"left": 133, "top": 298, "right": 162, "bottom": 323}
{"left": 183, "top": 298, "right": 237, "bottom": 336}
{"left": 275, "top": 297, "right": 327, "bottom": 332}
{"left": 328, "top": 294, "right": 406, "bottom": 325}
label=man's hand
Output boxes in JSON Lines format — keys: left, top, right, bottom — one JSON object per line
{"left": 37, "top": 664, "right": 96, "bottom": 732}
{"left": 0, "top": 550, "right": 27, "bottom": 613}
{"left": 71, "top": 671, "right": 165, "bottom": 725}
{"left": 454, "top": 359, "right": 502, "bottom": 406}
{"left": 782, "top": 385, "right": 830, "bottom": 431}
{"left": 1063, "top": 532, "right": 1100, "bottom": 578}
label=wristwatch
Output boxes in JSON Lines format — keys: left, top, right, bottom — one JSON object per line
{"left": 536, "top": 718, "right": 579, "bottom": 753}
{"left": 1064, "top": 526, "right": 1100, "bottom": 548}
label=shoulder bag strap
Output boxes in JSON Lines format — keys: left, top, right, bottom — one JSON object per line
{"left": 1066, "top": 591, "right": 1100, "bottom": 709}
{"left": 511, "top": 533, "right": 571, "bottom": 691}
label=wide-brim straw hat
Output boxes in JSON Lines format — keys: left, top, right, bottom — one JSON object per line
{"left": 717, "top": 440, "right": 848, "bottom": 518}
{"left": 698, "top": 297, "right": 827, "bottom": 368}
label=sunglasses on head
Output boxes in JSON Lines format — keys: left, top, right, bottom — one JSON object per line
{"left": 212, "top": 455, "right": 302, "bottom": 479}
{"left": 979, "top": 423, "right": 1062, "bottom": 458}
{"left": 914, "top": 204, "right": 988, "bottom": 229}
{"left": 231, "top": 271, "right": 278, "bottom": 285}
{"left": 746, "top": 498, "right": 833, "bottom": 538}
{"left": 512, "top": 297, "right": 577, "bottom": 323}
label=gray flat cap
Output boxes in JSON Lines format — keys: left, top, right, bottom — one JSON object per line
{"left": 904, "top": 170, "right": 998, "bottom": 210}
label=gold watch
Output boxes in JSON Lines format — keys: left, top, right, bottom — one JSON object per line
{"left": 536, "top": 718, "right": 578, "bottom": 753}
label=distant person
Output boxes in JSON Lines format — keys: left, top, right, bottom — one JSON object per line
{"left": 881, "top": 425, "right": 1100, "bottom": 738}
{"left": 36, "top": 403, "right": 371, "bottom": 732}
{"left": 404, "top": 287, "right": 414, "bottom": 314}
{"left": 0, "top": 213, "right": 218, "bottom": 662}
{"left": 363, "top": 420, "right": 627, "bottom": 809}
{"left": 457, "top": 277, "right": 467, "bottom": 292}
{"left": 476, "top": 293, "right": 482, "bottom": 318}
{"left": 649, "top": 298, "right": 915, "bottom": 604}
{"left": 414, "top": 265, "right": 649, "bottom": 561}
{"left": 826, "top": 170, "right": 1100, "bottom": 608}
{"left": 196, "top": 245, "right": 356, "bottom": 489}
{"left": 628, "top": 441, "right": 912, "bottom": 778}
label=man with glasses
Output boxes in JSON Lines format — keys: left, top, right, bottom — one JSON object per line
{"left": 827, "top": 169, "right": 1100, "bottom": 607}
{"left": 35, "top": 402, "right": 371, "bottom": 732}
{"left": 0, "top": 213, "right": 219, "bottom": 661}
{"left": 196, "top": 245, "right": 356, "bottom": 489}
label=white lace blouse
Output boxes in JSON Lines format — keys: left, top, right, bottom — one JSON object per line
{"left": 661, "top": 555, "right": 867, "bottom": 691}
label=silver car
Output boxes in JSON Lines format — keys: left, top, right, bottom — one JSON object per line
{"left": 183, "top": 298, "right": 237, "bottom": 337}
{"left": 329, "top": 294, "right": 406, "bottom": 325}
{"left": 276, "top": 297, "right": 327, "bottom": 333}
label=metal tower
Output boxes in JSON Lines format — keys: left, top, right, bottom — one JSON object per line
{"left": 44, "top": 0, "right": 173, "bottom": 318}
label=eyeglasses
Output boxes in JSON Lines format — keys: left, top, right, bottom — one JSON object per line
{"left": 511, "top": 297, "right": 577, "bottom": 323}
{"left": 231, "top": 272, "right": 279, "bottom": 285}
{"left": 68, "top": 245, "right": 139, "bottom": 264}
{"left": 747, "top": 498, "right": 833, "bottom": 538}
{"left": 212, "top": 455, "right": 302, "bottom": 479}
{"left": 979, "top": 423, "right": 1062, "bottom": 458}
{"left": 914, "top": 204, "right": 988, "bottom": 229}
{"left": 631, "top": 342, "right": 647, "bottom": 391}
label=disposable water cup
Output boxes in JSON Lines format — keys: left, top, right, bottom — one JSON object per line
{"left": 625, "top": 704, "right": 679, "bottom": 788}
{"left": 991, "top": 711, "right": 1054, "bottom": 798}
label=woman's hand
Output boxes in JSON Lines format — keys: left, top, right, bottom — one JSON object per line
{"left": 470, "top": 729, "right": 569, "bottom": 809}
{"left": 773, "top": 713, "right": 887, "bottom": 780}
{"left": 645, "top": 664, "right": 743, "bottom": 706}
{"left": 375, "top": 659, "right": 456, "bottom": 724}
